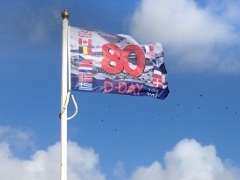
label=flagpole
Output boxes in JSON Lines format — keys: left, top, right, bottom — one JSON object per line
{"left": 60, "top": 10, "right": 69, "bottom": 180}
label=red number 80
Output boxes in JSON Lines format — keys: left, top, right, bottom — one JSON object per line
{"left": 101, "top": 43, "right": 145, "bottom": 77}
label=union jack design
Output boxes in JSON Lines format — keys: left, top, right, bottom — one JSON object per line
{"left": 78, "top": 30, "right": 91, "bottom": 38}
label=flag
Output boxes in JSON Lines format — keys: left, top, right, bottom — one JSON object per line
{"left": 78, "top": 38, "right": 92, "bottom": 55}
{"left": 78, "top": 38, "right": 92, "bottom": 46}
{"left": 69, "top": 26, "right": 169, "bottom": 100}
{"left": 79, "top": 73, "right": 93, "bottom": 82}
{"left": 152, "top": 70, "right": 163, "bottom": 88}
{"left": 78, "top": 82, "right": 92, "bottom": 91}
{"left": 78, "top": 59, "right": 92, "bottom": 73}
{"left": 143, "top": 45, "right": 155, "bottom": 59}
{"left": 78, "top": 32, "right": 92, "bottom": 55}
{"left": 78, "top": 30, "right": 91, "bottom": 38}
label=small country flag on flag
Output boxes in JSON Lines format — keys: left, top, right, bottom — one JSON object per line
{"left": 143, "top": 45, "right": 155, "bottom": 59}
{"left": 153, "top": 78, "right": 163, "bottom": 88}
{"left": 78, "top": 55, "right": 84, "bottom": 61}
{"left": 148, "top": 45, "right": 155, "bottom": 59}
{"left": 78, "top": 38, "right": 92, "bottom": 46}
{"left": 152, "top": 70, "right": 163, "bottom": 88}
{"left": 142, "top": 45, "right": 154, "bottom": 53}
{"left": 79, "top": 72, "right": 93, "bottom": 82}
{"left": 78, "top": 82, "right": 92, "bottom": 91}
{"left": 79, "top": 59, "right": 92, "bottom": 72}
{"left": 79, "top": 46, "right": 92, "bottom": 55}
{"left": 78, "top": 30, "right": 91, "bottom": 38}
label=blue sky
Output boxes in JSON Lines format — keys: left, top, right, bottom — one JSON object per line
{"left": 1, "top": 0, "right": 240, "bottom": 179}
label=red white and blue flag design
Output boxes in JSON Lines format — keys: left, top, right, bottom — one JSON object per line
{"left": 70, "top": 26, "right": 169, "bottom": 100}
{"left": 79, "top": 73, "right": 93, "bottom": 82}
{"left": 78, "top": 59, "right": 92, "bottom": 72}
{"left": 77, "top": 59, "right": 93, "bottom": 91}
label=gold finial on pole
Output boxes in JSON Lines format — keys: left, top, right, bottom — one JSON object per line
{"left": 61, "top": 9, "right": 70, "bottom": 19}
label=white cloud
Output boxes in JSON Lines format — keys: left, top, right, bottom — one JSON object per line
{"left": 114, "top": 161, "right": 126, "bottom": 180}
{"left": 0, "top": 126, "right": 35, "bottom": 151}
{"left": 130, "top": 0, "right": 240, "bottom": 73}
{"left": 0, "top": 126, "right": 239, "bottom": 180}
{"left": 0, "top": 141, "right": 105, "bottom": 180}
{"left": 129, "top": 139, "right": 239, "bottom": 180}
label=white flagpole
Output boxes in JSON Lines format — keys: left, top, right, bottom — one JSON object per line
{"left": 60, "top": 10, "right": 69, "bottom": 180}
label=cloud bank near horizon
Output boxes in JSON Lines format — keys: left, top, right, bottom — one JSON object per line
{"left": 130, "top": 0, "right": 240, "bottom": 74}
{"left": 129, "top": 139, "right": 239, "bottom": 180}
{"left": 0, "top": 126, "right": 239, "bottom": 180}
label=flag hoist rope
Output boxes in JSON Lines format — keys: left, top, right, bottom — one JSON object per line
{"left": 60, "top": 9, "right": 78, "bottom": 180}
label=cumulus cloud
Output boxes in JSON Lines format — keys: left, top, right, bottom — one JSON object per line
{"left": 130, "top": 0, "right": 240, "bottom": 73}
{"left": 114, "top": 161, "right": 126, "bottom": 180}
{"left": 129, "top": 139, "right": 239, "bottom": 180}
{"left": 0, "top": 126, "right": 239, "bottom": 180}
{"left": 0, "top": 140, "right": 105, "bottom": 180}
{"left": 0, "top": 126, "right": 35, "bottom": 151}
